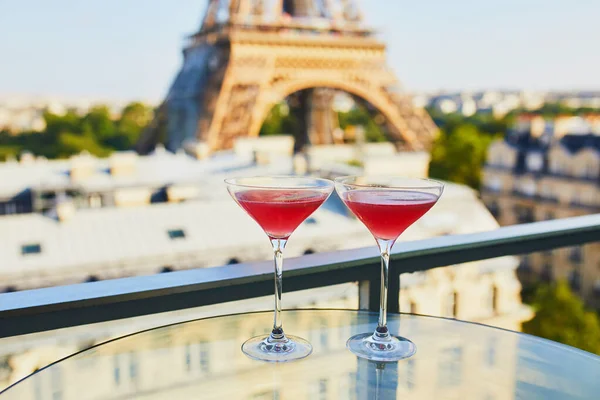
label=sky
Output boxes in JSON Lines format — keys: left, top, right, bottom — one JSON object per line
{"left": 0, "top": 0, "right": 599, "bottom": 102}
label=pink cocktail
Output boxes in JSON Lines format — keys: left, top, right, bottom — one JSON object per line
{"left": 235, "top": 189, "right": 329, "bottom": 239}
{"left": 342, "top": 190, "right": 438, "bottom": 240}
{"left": 226, "top": 176, "right": 334, "bottom": 362}
{"left": 335, "top": 176, "right": 443, "bottom": 362}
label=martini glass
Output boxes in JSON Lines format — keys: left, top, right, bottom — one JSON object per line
{"left": 335, "top": 176, "right": 443, "bottom": 362}
{"left": 225, "top": 176, "right": 334, "bottom": 362}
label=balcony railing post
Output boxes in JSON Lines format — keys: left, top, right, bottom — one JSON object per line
{"left": 358, "top": 263, "right": 381, "bottom": 312}
{"left": 388, "top": 267, "right": 400, "bottom": 314}
{"left": 357, "top": 262, "right": 400, "bottom": 313}
{"left": 358, "top": 280, "right": 372, "bottom": 311}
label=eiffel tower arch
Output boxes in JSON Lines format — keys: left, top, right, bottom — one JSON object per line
{"left": 136, "top": 0, "right": 438, "bottom": 154}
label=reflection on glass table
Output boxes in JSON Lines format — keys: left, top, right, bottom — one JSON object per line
{"left": 1, "top": 310, "right": 599, "bottom": 400}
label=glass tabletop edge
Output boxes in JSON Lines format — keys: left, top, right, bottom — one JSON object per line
{"left": 2, "top": 308, "right": 598, "bottom": 395}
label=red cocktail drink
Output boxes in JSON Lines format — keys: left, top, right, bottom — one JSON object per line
{"left": 226, "top": 176, "right": 334, "bottom": 362}
{"left": 236, "top": 189, "right": 329, "bottom": 239}
{"left": 342, "top": 190, "right": 438, "bottom": 241}
{"left": 335, "top": 176, "right": 443, "bottom": 362}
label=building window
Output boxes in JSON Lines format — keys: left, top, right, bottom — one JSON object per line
{"left": 540, "top": 185, "right": 554, "bottom": 200}
{"left": 526, "top": 153, "right": 543, "bottom": 172}
{"left": 518, "top": 255, "right": 531, "bottom": 271}
{"left": 551, "top": 159, "right": 563, "bottom": 174}
{"left": 40, "top": 191, "right": 56, "bottom": 201}
{"left": 167, "top": 229, "right": 186, "bottom": 240}
{"left": 0, "top": 203, "right": 10, "bottom": 215}
{"left": 89, "top": 194, "right": 102, "bottom": 208}
{"left": 584, "top": 190, "right": 596, "bottom": 205}
{"left": 517, "top": 207, "right": 535, "bottom": 224}
{"left": 585, "top": 163, "right": 597, "bottom": 179}
{"left": 493, "top": 153, "right": 504, "bottom": 167}
{"left": 569, "top": 246, "right": 583, "bottom": 264}
{"left": 184, "top": 344, "right": 191, "bottom": 372}
{"left": 486, "top": 177, "right": 502, "bottom": 192}
{"left": 488, "top": 201, "right": 501, "bottom": 218}
{"left": 21, "top": 243, "right": 42, "bottom": 255}
{"left": 522, "top": 181, "right": 536, "bottom": 197}
{"left": 569, "top": 270, "right": 581, "bottom": 292}
{"left": 199, "top": 341, "right": 210, "bottom": 373}
{"left": 541, "top": 264, "right": 553, "bottom": 282}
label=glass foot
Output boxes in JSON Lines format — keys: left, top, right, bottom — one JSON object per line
{"left": 347, "top": 331, "right": 416, "bottom": 362}
{"left": 242, "top": 333, "right": 312, "bottom": 362}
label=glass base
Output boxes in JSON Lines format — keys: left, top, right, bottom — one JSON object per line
{"left": 346, "top": 331, "right": 416, "bottom": 362}
{"left": 242, "top": 333, "right": 312, "bottom": 362}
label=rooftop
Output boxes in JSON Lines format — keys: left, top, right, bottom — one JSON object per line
{"left": 0, "top": 146, "right": 292, "bottom": 200}
{"left": 0, "top": 143, "right": 503, "bottom": 289}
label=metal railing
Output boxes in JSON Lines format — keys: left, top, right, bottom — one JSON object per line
{"left": 1, "top": 214, "right": 600, "bottom": 339}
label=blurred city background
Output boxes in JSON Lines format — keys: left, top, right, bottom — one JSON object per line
{"left": 1, "top": 0, "right": 599, "bottom": 395}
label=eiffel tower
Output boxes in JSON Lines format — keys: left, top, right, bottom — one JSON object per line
{"left": 136, "top": 0, "right": 437, "bottom": 154}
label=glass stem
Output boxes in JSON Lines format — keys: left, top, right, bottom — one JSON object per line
{"left": 376, "top": 239, "right": 393, "bottom": 335}
{"left": 271, "top": 238, "right": 287, "bottom": 339}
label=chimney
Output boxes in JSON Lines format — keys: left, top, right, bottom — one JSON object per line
{"left": 183, "top": 140, "right": 211, "bottom": 160}
{"left": 530, "top": 116, "right": 546, "bottom": 138}
{"left": 20, "top": 151, "right": 35, "bottom": 165}
{"left": 55, "top": 194, "right": 76, "bottom": 222}
{"left": 70, "top": 152, "right": 97, "bottom": 182}
{"left": 293, "top": 152, "right": 309, "bottom": 175}
{"left": 109, "top": 151, "right": 138, "bottom": 177}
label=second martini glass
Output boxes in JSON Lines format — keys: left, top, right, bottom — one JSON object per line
{"left": 335, "top": 176, "right": 443, "bottom": 362}
{"left": 225, "top": 176, "right": 334, "bottom": 362}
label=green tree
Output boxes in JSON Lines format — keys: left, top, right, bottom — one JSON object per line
{"left": 537, "top": 102, "right": 575, "bottom": 117}
{"left": 43, "top": 109, "right": 82, "bottom": 139}
{"left": 0, "top": 145, "right": 21, "bottom": 161}
{"left": 428, "top": 107, "right": 512, "bottom": 137}
{"left": 0, "top": 102, "right": 155, "bottom": 159}
{"left": 338, "top": 107, "right": 387, "bottom": 143}
{"left": 523, "top": 281, "right": 600, "bottom": 355}
{"left": 428, "top": 123, "right": 495, "bottom": 189}
{"left": 115, "top": 102, "right": 153, "bottom": 148}
{"left": 57, "top": 131, "right": 111, "bottom": 158}
{"left": 82, "top": 106, "right": 115, "bottom": 141}
{"left": 260, "top": 102, "right": 298, "bottom": 136}
{"left": 260, "top": 101, "right": 387, "bottom": 143}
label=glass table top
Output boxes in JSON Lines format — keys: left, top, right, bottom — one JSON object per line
{"left": 1, "top": 310, "right": 599, "bottom": 399}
